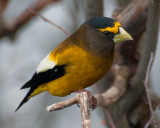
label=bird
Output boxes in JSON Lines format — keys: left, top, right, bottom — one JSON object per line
{"left": 16, "top": 17, "right": 133, "bottom": 111}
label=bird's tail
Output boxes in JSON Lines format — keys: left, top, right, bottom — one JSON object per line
{"left": 20, "top": 80, "right": 32, "bottom": 89}
{"left": 15, "top": 87, "right": 34, "bottom": 112}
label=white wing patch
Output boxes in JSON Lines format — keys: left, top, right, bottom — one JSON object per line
{"left": 36, "top": 53, "right": 56, "bottom": 73}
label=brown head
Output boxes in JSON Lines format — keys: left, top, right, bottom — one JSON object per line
{"left": 74, "top": 17, "right": 133, "bottom": 57}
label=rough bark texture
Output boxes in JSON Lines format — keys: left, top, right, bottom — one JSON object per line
{"left": 79, "top": 92, "right": 91, "bottom": 128}
{"left": 47, "top": 92, "right": 93, "bottom": 128}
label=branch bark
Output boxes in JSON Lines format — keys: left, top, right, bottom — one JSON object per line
{"left": 47, "top": 92, "right": 92, "bottom": 128}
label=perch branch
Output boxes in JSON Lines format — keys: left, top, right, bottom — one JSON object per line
{"left": 47, "top": 95, "right": 78, "bottom": 111}
{"left": 27, "top": 9, "right": 70, "bottom": 36}
{"left": 46, "top": 66, "right": 129, "bottom": 128}
{"left": 79, "top": 92, "right": 91, "bottom": 128}
{"left": 144, "top": 52, "right": 158, "bottom": 128}
{"left": 47, "top": 92, "right": 92, "bottom": 128}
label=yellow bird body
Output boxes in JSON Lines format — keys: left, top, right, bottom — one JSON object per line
{"left": 30, "top": 40, "right": 114, "bottom": 98}
{"left": 16, "top": 17, "right": 133, "bottom": 111}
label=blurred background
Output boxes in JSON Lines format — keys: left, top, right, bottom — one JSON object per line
{"left": 0, "top": 0, "right": 159, "bottom": 128}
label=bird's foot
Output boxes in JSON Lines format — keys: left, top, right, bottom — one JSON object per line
{"left": 77, "top": 89, "right": 97, "bottom": 110}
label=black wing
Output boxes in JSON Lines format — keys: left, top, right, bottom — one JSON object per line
{"left": 15, "top": 64, "right": 67, "bottom": 111}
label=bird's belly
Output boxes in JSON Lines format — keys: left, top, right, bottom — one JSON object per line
{"left": 43, "top": 60, "right": 111, "bottom": 97}
{"left": 41, "top": 46, "right": 114, "bottom": 96}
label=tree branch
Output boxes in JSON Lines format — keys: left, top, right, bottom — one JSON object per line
{"left": 144, "top": 52, "right": 157, "bottom": 128}
{"left": 0, "top": 0, "right": 59, "bottom": 39}
{"left": 47, "top": 92, "right": 92, "bottom": 128}
{"left": 79, "top": 92, "right": 91, "bottom": 128}
{"left": 27, "top": 9, "right": 70, "bottom": 36}
{"left": 47, "top": 95, "right": 78, "bottom": 111}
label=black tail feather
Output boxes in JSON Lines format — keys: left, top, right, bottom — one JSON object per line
{"left": 15, "top": 88, "right": 34, "bottom": 112}
{"left": 20, "top": 80, "right": 32, "bottom": 89}
{"left": 16, "top": 65, "right": 67, "bottom": 111}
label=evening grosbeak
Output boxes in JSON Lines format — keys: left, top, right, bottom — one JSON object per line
{"left": 16, "top": 17, "right": 133, "bottom": 111}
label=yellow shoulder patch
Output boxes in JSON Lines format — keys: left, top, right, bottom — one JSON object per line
{"left": 98, "top": 21, "right": 121, "bottom": 34}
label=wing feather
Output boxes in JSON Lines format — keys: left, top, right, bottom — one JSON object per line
{"left": 16, "top": 64, "right": 67, "bottom": 111}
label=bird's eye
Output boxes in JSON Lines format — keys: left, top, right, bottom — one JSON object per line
{"left": 55, "top": 69, "right": 58, "bottom": 72}
{"left": 104, "top": 31, "right": 110, "bottom": 36}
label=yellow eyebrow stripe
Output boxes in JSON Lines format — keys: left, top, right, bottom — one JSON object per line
{"left": 98, "top": 21, "right": 121, "bottom": 34}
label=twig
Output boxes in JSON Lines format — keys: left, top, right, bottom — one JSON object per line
{"left": 104, "top": 107, "right": 116, "bottom": 128}
{"left": 144, "top": 103, "right": 160, "bottom": 128}
{"left": 47, "top": 96, "right": 78, "bottom": 111}
{"left": 47, "top": 92, "right": 92, "bottom": 128}
{"left": 27, "top": 9, "right": 70, "bottom": 36}
{"left": 143, "top": 52, "right": 158, "bottom": 128}
{"left": 93, "top": 84, "right": 117, "bottom": 128}
{"left": 0, "top": 0, "right": 59, "bottom": 39}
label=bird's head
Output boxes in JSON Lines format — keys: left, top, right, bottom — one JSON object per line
{"left": 88, "top": 17, "right": 133, "bottom": 43}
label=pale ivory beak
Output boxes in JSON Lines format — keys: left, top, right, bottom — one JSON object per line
{"left": 113, "top": 27, "right": 133, "bottom": 43}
